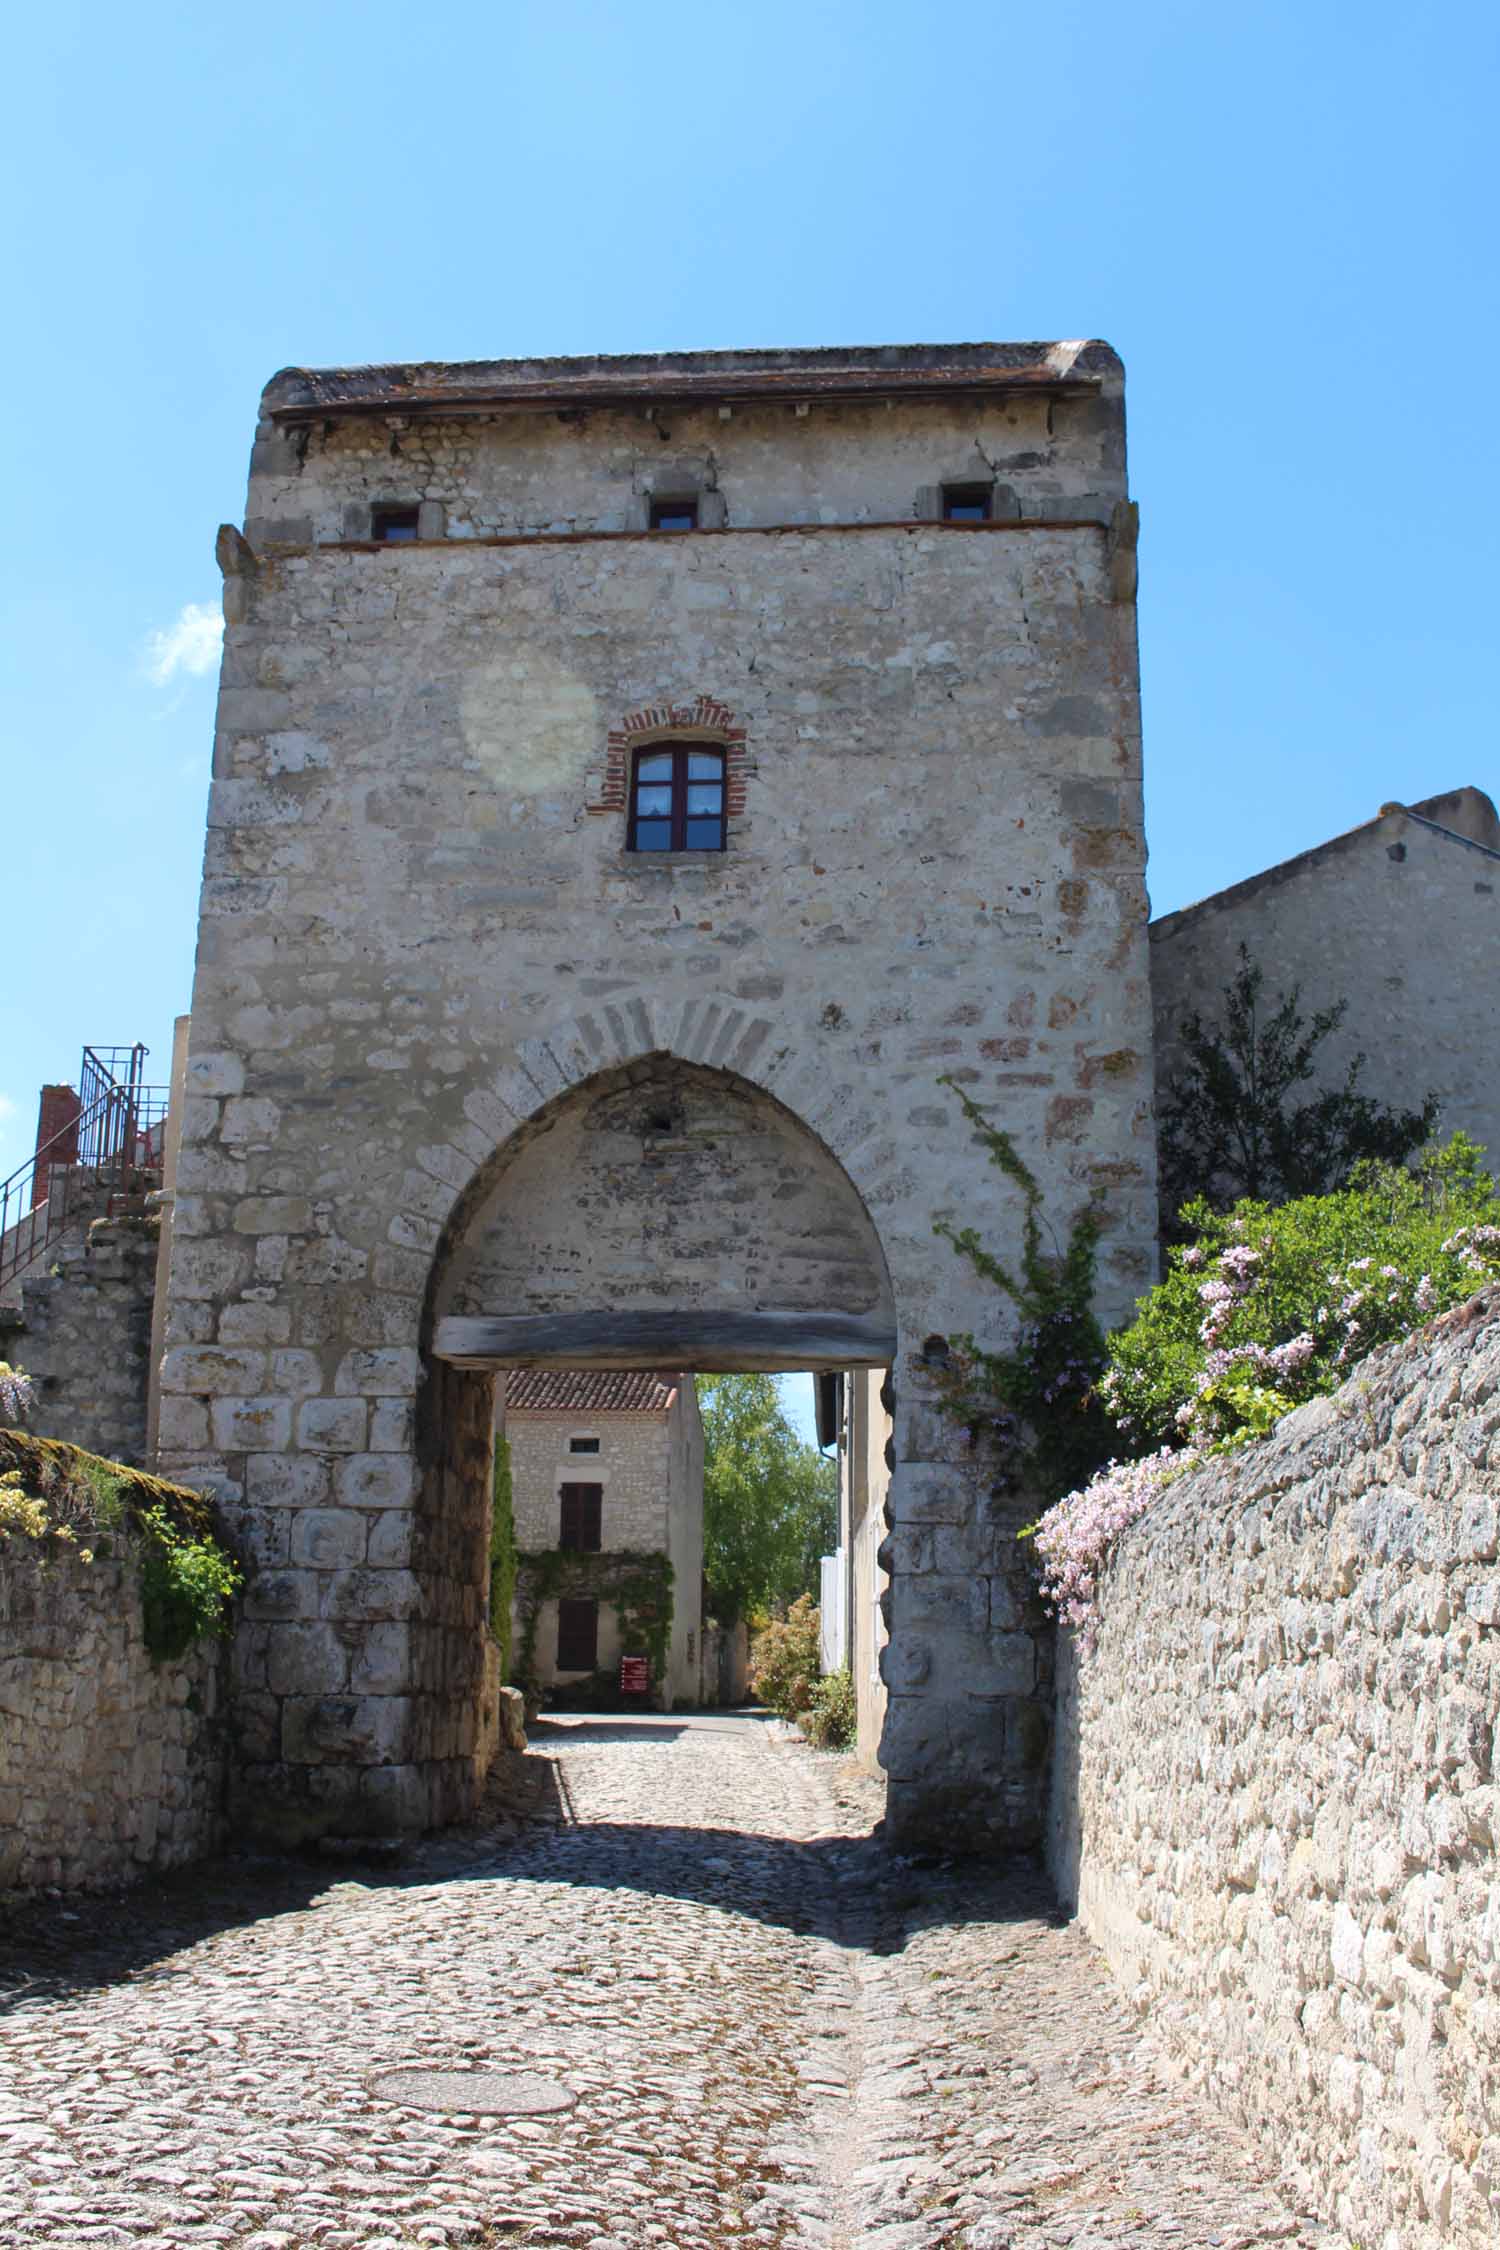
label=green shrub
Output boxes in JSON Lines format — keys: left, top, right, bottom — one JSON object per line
{"left": 801, "top": 1666, "right": 856, "bottom": 1750}
{"left": 1104, "top": 1136, "right": 1500, "bottom": 1454}
{"left": 749, "top": 1594, "right": 821, "bottom": 1720}
{"left": 0, "top": 1430, "right": 239, "bottom": 1661}
{"left": 136, "top": 1506, "right": 241, "bottom": 1662}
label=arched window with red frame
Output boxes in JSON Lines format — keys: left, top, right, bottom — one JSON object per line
{"left": 627, "top": 742, "right": 726, "bottom": 853}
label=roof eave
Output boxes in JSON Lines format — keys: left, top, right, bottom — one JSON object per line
{"left": 263, "top": 366, "right": 1104, "bottom": 427}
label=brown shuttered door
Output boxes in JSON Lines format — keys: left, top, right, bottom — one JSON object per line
{"left": 556, "top": 1598, "right": 599, "bottom": 1672}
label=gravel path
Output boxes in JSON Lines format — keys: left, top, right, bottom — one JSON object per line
{"left": 0, "top": 1713, "right": 1332, "bottom": 2250}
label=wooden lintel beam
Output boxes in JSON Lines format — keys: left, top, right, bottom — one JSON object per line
{"left": 431, "top": 1309, "right": 896, "bottom": 1374}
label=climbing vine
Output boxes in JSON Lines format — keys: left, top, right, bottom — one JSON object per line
{"left": 0, "top": 1429, "right": 240, "bottom": 1662}
{"left": 931, "top": 1076, "right": 1113, "bottom": 1508}
{"left": 488, "top": 1431, "right": 517, "bottom": 1675}
{"left": 511, "top": 1547, "right": 674, "bottom": 1701}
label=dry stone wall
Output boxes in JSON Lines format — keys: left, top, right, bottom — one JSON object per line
{"left": 0, "top": 1542, "right": 226, "bottom": 1889}
{"left": 1048, "top": 1296, "right": 1500, "bottom": 2250}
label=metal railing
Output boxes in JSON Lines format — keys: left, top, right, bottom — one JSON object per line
{"left": 0, "top": 1045, "right": 168, "bottom": 1294}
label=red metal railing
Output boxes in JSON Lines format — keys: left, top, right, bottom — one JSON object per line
{"left": 0, "top": 1045, "right": 168, "bottom": 1294}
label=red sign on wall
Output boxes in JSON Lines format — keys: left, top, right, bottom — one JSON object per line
{"left": 619, "top": 1655, "right": 649, "bottom": 1696}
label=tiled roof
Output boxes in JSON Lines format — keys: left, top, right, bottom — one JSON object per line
{"left": 504, "top": 1370, "right": 683, "bottom": 1415}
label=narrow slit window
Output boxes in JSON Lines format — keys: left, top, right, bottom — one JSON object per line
{"left": 568, "top": 1435, "right": 601, "bottom": 1455}
{"left": 649, "top": 498, "right": 698, "bottom": 530}
{"left": 941, "top": 483, "right": 993, "bottom": 523}
{"left": 371, "top": 504, "right": 421, "bottom": 542}
{"left": 628, "top": 744, "right": 726, "bottom": 853}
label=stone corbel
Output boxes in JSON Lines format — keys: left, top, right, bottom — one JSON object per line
{"left": 1107, "top": 499, "right": 1139, "bottom": 604}
{"left": 216, "top": 523, "right": 259, "bottom": 624}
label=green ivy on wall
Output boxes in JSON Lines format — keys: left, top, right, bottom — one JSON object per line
{"left": 488, "top": 1431, "right": 517, "bottom": 1675}
{"left": 512, "top": 1547, "right": 674, "bottom": 1697}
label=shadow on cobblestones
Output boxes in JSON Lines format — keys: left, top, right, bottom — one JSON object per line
{"left": 0, "top": 1736, "right": 1041, "bottom": 2022}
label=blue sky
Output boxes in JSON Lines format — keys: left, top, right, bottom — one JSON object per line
{"left": 3, "top": 0, "right": 1496, "bottom": 1224}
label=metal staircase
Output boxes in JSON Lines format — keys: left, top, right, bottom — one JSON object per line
{"left": 0, "top": 1045, "right": 168, "bottom": 1294}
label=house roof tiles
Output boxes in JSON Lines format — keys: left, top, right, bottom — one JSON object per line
{"left": 504, "top": 1369, "right": 682, "bottom": 1416}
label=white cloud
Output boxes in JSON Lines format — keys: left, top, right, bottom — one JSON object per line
{"left": 145, "top": 601, "right": 222, "bottom": 685}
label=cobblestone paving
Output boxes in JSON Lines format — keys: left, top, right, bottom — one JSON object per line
{"left": 0, "top": 1715, "right": 1333, "bottom": 2250}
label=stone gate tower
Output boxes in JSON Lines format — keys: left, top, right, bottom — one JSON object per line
{"left": 158, "top": 340, "right": 1156, "bottom": 1850}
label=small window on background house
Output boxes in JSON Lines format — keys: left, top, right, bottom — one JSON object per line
{"left": 569, "top": 1436, "right": 601, "bottom": 1455}
{"left": 649, "top": 498, "right": 698, "bottom": 530}
{"left": 556, "top": 1596, "right": 599, "bottom": 1671}
{"left": 942, "top": 483, "right": 993, "bottom": 523}
{"left": 371, "top": 504, "right": 421, "bottom": 543}
{"left": 559, "top": 1483, "right": 603, "bottom": 1552}
{"left": 628, "top": 744, "right": 726, "bottom": 853}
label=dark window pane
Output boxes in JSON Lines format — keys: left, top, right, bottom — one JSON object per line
{"left": 569, "top": 1436, "right": 600, "bottom": 1455}
{"left": 635, "top": 784, "right": 673, "bottom": 816}
{"left": 372, "top": 505, "right": 420, "bottom": 542}
{"left": 685, "top": 817, "right": 724, "bottom": 850}
{"left": 686, "top": 782, "right": 722, "bottom": 815}
{"left": 687, "top": 751, "right": 722, "bottom": 778}
{"left": 636, "top": 752, "right": 673, "bottom": 780}
{"left": 633, "top": 819, "right": 672, "bottom": 851}
{"left": 650, "top": 500, "right": 697, "bottom": 530}
{"left": 942, "top": 484, "right": 992, "bottom": 522}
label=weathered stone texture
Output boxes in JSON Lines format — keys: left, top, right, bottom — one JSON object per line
{"left": 0, "top": 1544, "right": 226, "bottom": 1888}
{"left": 1152, "top": 790, "right": 1500, "bottom": 1183}
{"left": 6, "top": 1214, "right": 159, "bottom": 1466}
{"left": 1048, "top": 1295, "right": 1500, "bottom": 2250}
{"left": 159, "top": 345, "right": 1156, "bottom": 1847}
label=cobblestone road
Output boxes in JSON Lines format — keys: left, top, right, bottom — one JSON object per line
{"left": 0, "top": 1714, "right": 1332, "bottom": 2250}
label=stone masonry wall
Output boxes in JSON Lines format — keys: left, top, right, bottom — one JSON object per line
{"left": 1152, "top": 795, "right": 1500, "bottom": 1176}
{"left": 0, "top": 1542, "right": 226, "bottom": 1889}
{"left": 1047, "top": 1297, "right": 1500, "bottom": 2250}
{"left": 6, "top": 1214, "right": 160, "bottom": 1466}
{"left": 508, "top": 1409, "right": 672, "bottom": 1553}
{"left": 158, "top": 347, "right": 1156, "bottom": 1848}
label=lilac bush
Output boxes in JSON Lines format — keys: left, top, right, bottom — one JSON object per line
{"left": 1032, "top": 1136, "right": 1500, "bottom": 1633}
{"left": 0, "top": 1362, "right": 35, "bottom": 1427}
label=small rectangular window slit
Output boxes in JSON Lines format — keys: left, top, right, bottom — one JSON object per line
{"left": 649, "top": 499, "right": 698, "bottom": 531}
{"left": 371, "top": 505, "right": 421, "bottom": 543}
{"left": 941, "top": 483, "right": 993, "bottom": 523}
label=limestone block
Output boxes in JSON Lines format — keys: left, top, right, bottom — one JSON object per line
{"left": 281, "top": 1693, "right": 410, "bottom": 1766}
{"left": 210, "top": 1396, "right": 294, "bottom": 1451}
{"left": 289, "top": 1509, "right": 368, "bottom": 1570}
{"left": 266, "top": 1623, "right": 351, "bottom": 1696}
{"left": 334, "top": 1454, "right": 417, "bottom": 1509}
{"left": 297, "top": 1398, "right": 368, "bottom": 1452}
{"left": 334, "top": 1349, "right": 420, "bottom": 1397}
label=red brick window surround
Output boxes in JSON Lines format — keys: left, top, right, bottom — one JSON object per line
{"left": 587, "top": 697, "right": 748, "bottom": 834}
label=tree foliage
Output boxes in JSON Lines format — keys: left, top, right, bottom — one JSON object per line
{"left": 1159, "top": 947, "right": 1438, "bottom": 1225}
{"left": 699, "top": 1374, "right": 837, "bottom": 1622}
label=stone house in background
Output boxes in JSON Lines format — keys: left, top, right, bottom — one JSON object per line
{"left": 1151, "top": 787, "right": 1500, "bottom": 1183}
{"left": 503, "top": 1368, "right": 703, "bottom": 1709}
